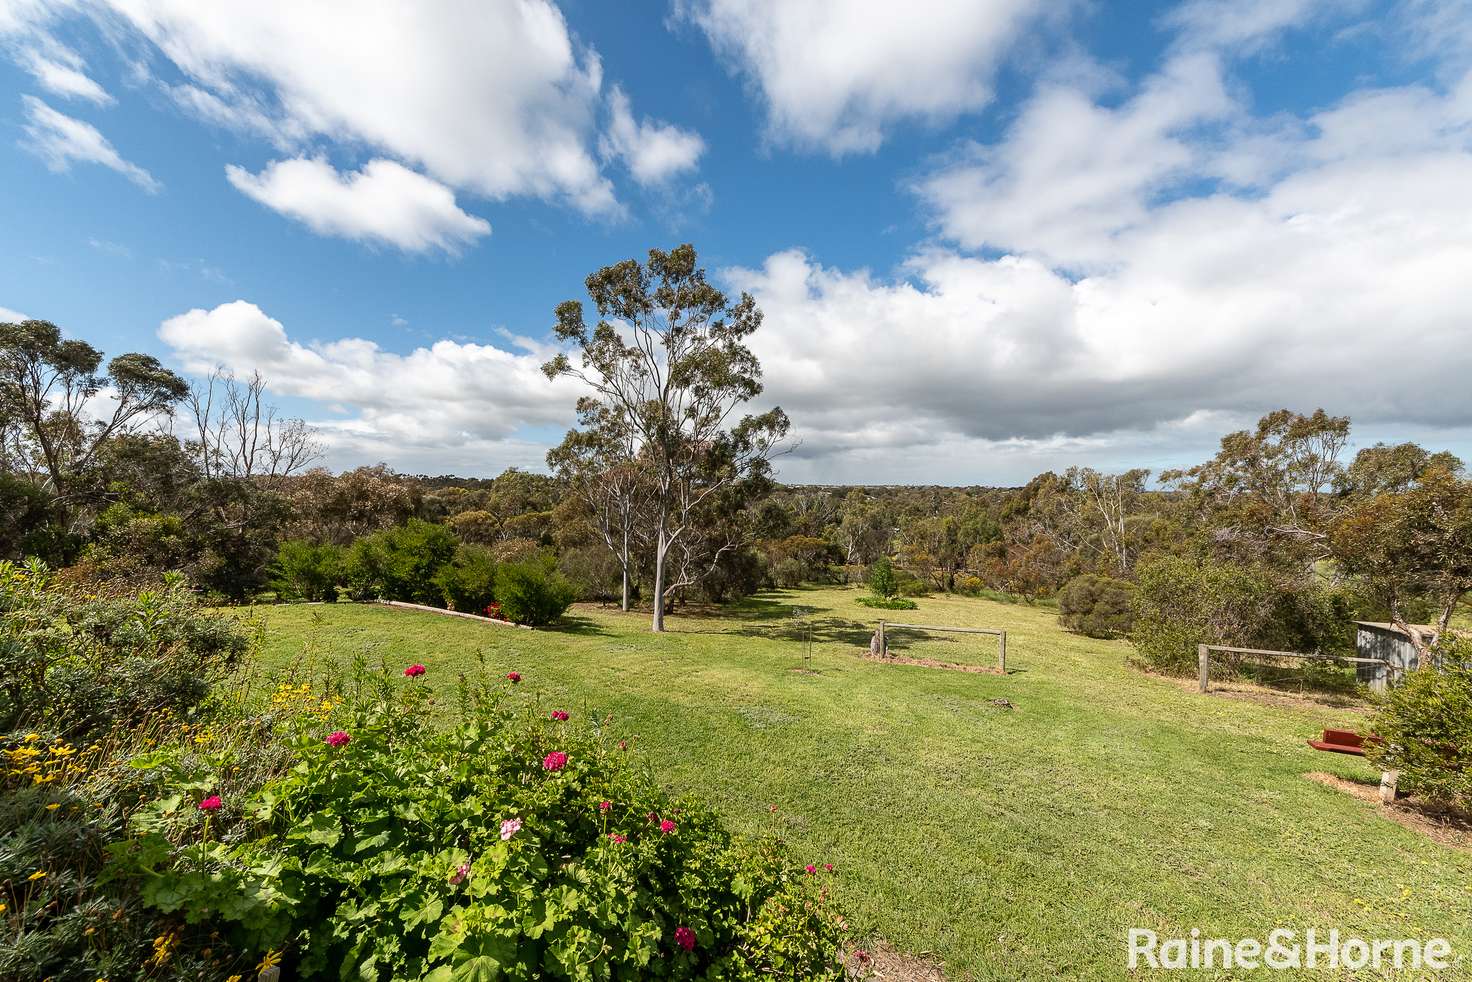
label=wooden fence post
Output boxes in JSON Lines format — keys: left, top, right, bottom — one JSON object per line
{"left": 1198, "top": 644, "right": 1210, "bottom": 693}
{"left": 878, "top": 620, "right": 886, "bottom": 658}
{"left": 998, "top": 630, "right": 1007, "bottom": 675}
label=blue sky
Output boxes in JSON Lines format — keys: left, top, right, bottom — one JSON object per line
{"left": 3, "top": 0, "right": 1471, "bottom": 484}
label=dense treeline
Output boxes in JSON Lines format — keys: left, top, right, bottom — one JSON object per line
{"left": 6, "top": 308, "right": 1470, "bottom": 655}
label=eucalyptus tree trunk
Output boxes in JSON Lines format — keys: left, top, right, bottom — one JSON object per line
{"left": 620, "top": 523, "right": 631, "bottom": 613}
{"left": 652, "top": 522, "right": 669, "bottom": 632}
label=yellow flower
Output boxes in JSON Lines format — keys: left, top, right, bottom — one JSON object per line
{"left": 0, "top": 903, "right": 8, "bottom": 914}
{"left": 27, "top": 870, "right": 46, "bottom": 881}
{"left": 45, "top": 803, "right": 60, "bottom": 811}
{"left": 151, "top": 930, "right": 177, "bottom": 967}
{"left": 24, "top": 732, "right": 40, "bottom": 743}
{"left": 226, "top": 975, "right": 243, "bottom": 982}
{"left": 257, "top": 949, "right": 284, "bottom": 971}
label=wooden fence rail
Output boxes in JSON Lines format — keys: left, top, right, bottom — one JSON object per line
{"left": 1196, "top": 643, "right": 1396, "bottom": 693}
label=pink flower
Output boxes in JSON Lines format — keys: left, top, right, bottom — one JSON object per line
{"left": 542, "top": 751, "right": 568, "bottom": 772}
{"left": 500, "top": 817, "right": 522, "bottom": 840}
{"left": 823, "top": 863, "right": 834, "bottom": 872}
{"left": 325, "top": 730, "right": 351, "bottom": 748}
{"left": 659, "top": 819, "right": 676, "bottom": 835}
{"left": 449, "top": 861, "right": 471, "bottom": 885}
{"left": 608, "top": 833, "right": 627, "bottom": 844}
{"left": 675, "top": 926, "right": 696, "bottom": 952}
{"left": 804, "top": 864, "right": 817, "bottom": 875}
{"left": 599, "top": 800, "right": 611, "bottom": 812}
{"left": 506, "top": 671, "right": 521, "bottom": 683}
{"left": 404, "top": 664, "right": 426, "bottom": 678}
{"left": 197, "top": 795, "right": 222, "bottom": 813}
{"left": 550, "top": 710, "right": 569, "bottom": 721}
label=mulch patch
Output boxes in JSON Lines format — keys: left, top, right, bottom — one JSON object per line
{"left": 847, "top": 941, "right": 947, "bottom": 981}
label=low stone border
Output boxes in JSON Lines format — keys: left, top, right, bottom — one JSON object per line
{"left": 375, "top": 599, "right": 534, "bottom": 630}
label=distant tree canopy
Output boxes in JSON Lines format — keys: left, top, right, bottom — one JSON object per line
{"left": 4, "top": 308, "right": 1467, "bottom": 673}
{"left": 1, "top": 318, "right": 188, "bottom": 519}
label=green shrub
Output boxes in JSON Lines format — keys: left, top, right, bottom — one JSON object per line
{"left": 495, "top": 554, "right": 578, "bottom": 626}
{"left": 1058, "top": 574, "right": 1136, "bottom": 638}
{"left": 344, "top": 520, "right": 458, "bottom": 605}
{"left": 867, "top": 556, "right": 897, "bottom": 599}
{"left": 953, "top": 574, "right": 985, "bottom": 596}
{"left": 271, "top": 540, "right": 345, "bottom": 602}
{"left": 117, "top": 666, "right": 850, "bottom": 980}
{"left": 0, "top": 559, "right": 249, "bottom": 738}
{"left": 1129, "top": 555, "right": 1357, "bottom": 675}
{"left": 0, "top": 564, "right": 259, "bottom": 981}
{"left": 0, "top": 474, "right": 73, "bottom": 564}
{"left": 1367, "top": 637, "right": 1472, "bottom": 811}
{"left": 855, "top": 595, "right": 918, "bottom": 610}
{"left": 433, "top": 544, "right": 498, "bottom": 612}
{"left": 894, "top": 573, "right": 930, "bottom": 598}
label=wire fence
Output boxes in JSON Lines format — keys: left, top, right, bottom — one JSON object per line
{"left": 877, "top": 621, "right": 1007, "bottom": 673}
{"left": 1196, "top": 644, "right": 1396, "bottom": 697}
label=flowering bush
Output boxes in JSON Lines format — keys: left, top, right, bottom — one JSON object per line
{"left": 0, "top": 563, "right": 262, "bottom": 980}
{"left": 0, "top": 559, "right": 249, "bottom": 737}
{"left": 114, "top": 664, "right": 851, "bottom": 980}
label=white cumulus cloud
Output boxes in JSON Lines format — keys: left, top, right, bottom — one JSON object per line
{"left": 680, "top": 0, "right": 1062, "bottom": 154}
{"left": 20, "top": 45, "right": 112, "bottom": 103}
{"left": 225, "top": 158, "right": 491, "bottom": 254}
{"left": 914, "top": 52, "right": 1237, "bottom": 269}
{"left": 735, "top": 68, "right": 1472, "bottom": 477}
{"left": 85, "top": 0, "right": 700, "bottom": 220}
{"left": 19, "top": 95, "right": 159, "bottom": 192}
{"left": 157, "top": 300, "right": 584, "bottom": 472}
{"left": 600, "top": 86, "right": 705, "bottom": 185}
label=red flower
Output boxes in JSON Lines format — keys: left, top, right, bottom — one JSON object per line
{"left": 197, "top": 795, "right": 222, "bottom": 813}
{"left": 542, "top": 751, "right": 568, "bottom": 772}
{"left": 550, "top": 710, "right": 569, "bottom": 721}
{"left": 608, "top": 833, "right": 627, "bottom": 844}
{"left": 404, "top": 664, "right": 426, "bottom": 678}
{"left": 659, "top": 819, "right": 676, "bottom": 835}
{"left": 675, "top": 926, "right": 696, "bottom": 952}
{"left": 617, "top": 740, "right": 628, "bottom": 750}
{"left": 824, "top": 863, "right": 834, "bottom": 872}
{"left": 325, "top": 730, "right": 351, "bottom": 748}
{"left": 506, "top": 671, "right": 521, "bottom": 683}
{"left": 599, "top": 800, "right": 611, "bottom": 811}
{"left": 804, "top": 864, "right": 817, "bottom": 875}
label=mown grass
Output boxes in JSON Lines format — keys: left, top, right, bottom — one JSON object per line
{"left": 243, "top": 586, "right": 1472, "bottom": 980}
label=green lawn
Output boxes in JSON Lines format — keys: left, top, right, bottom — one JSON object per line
{"left": 243, "top": 587, "right": 1471, "bottom": 980}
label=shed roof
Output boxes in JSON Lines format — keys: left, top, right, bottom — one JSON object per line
{"left": 1354, "top": 621, "right": 1437, "bottom": 634}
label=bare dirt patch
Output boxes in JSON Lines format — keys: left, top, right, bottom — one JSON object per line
{"left": 864, "top": 652, "right": 1003, "bottom": 675}
{"left": 848, "top": 941, "right": 947, "bottom": 981}
{"left": 1305, "top": 772, "right": 1472, "bottom": 850}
